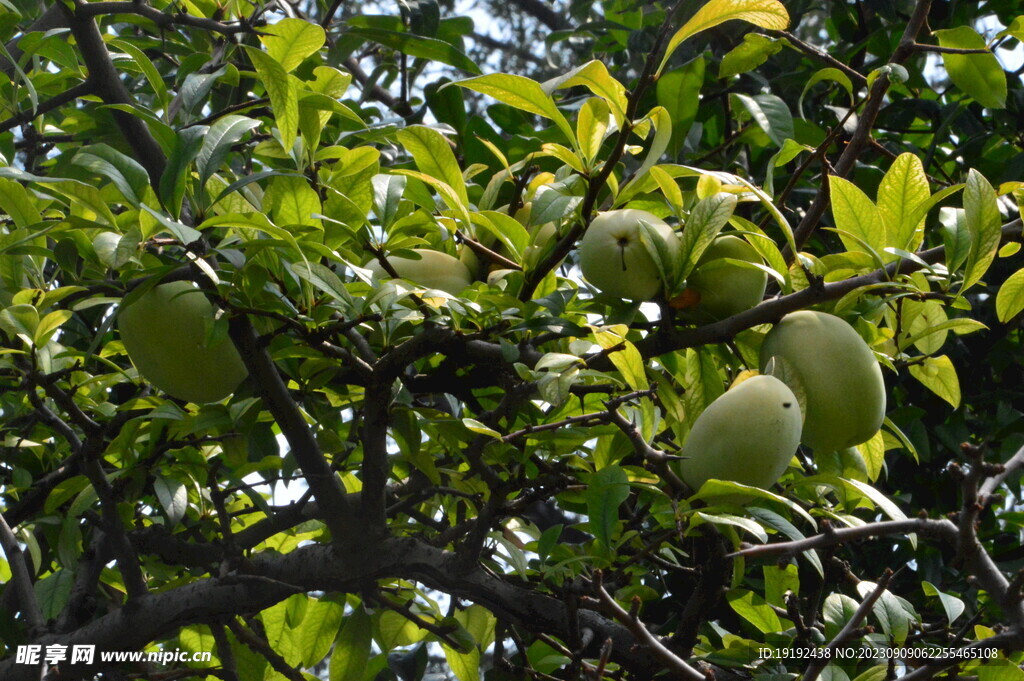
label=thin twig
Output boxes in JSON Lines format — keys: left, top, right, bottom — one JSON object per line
{"left": 593, "top": 571, "right": 705, "bottom": 681}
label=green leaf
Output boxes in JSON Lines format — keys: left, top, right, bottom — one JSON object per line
{"left": 443, "top": 644, "right": 481, "bottom": 681}
{"left": 829, "top": 175, "right": 886, "bottom": 255}
{"left": 996, "top": 267, "right": 1024, "bottom": 322}
{"left": 586, "top": 465, "right": 630, "bottom": 547}
{"left": 593, "top": 326, "right": 648, "bottom": 391}
{"left": 196, "top": 115, "right": 261, "bottom": 189}
{"left": 298, "top": 597, "right": 344, "bottom": 667}
{"left": 346, "top": 27, "right": 480, "bottom": 74}
{"left": 656, "top": 58, "right": 704, "bottom": 155}
{"left": 720, "top": 33, "right": 783, "bottom": 78}
{"left": 726, "top": 589, "right": 783, "bottom": 633}
{"left": 463, "top": 418, "right": 501, "bottom": 438}
{"left": 679, "top": 193, "right": 738, "bottom": 279}
{"left": 34, "top": 570, "right": 73, "bottom": 620}
{"left": 159, "top": 126, "right": 207, "bottom": 219}
{"left": 390, "top": 169, "right": 471, "bottom": 227}
{"left": 377, "top": 609, "right": 427, "bottom": 649}
{"left": 732, "top": 93, "right": 793, "bottom": 147}
{"left": 962, "top": 169, "right": 1002, "bottom": 292}
{"left": 798, "top": 67, "right": 854, "bottom": 120}
{"left": 934, "top": 27, "right": 1006, "bottom": 109}
{"left": 330, "top": 607, "right": 371, "bottom": 681}
{"left": 859, "top": 581, "right": 913, "bottom": 644}
{"left": 291, "top": 261, "right": 355, "bottom": 305}
{"left": 0, "top": 178, "right": 42, "bottom": 229}
{"left": 763, "top": 563, "right": 800, "bottom": 608}
{"left": 261, "top": 18, "right": 326, "bottom": 72}
{"left": 823, "top": 592, "right": 859, "bottom": 640}
{"left": 34, "top": 310, "right": 72, "bottom": 347}
{"left": 141, "top": 205, "right": 203, "bottom": 245}
{"left": 922, "top": 581, "right": 965, "bottom": 624}
{"left": 396, "top": 125, "right": 468, "bottom": 206}
{"left": 450, "top": 73, "right": 574, "bottom": 146}
{"left": 909, "top": 355, "right": 961, "bottom": 408}
{"left": 72, "top": 144, "right": 150, "bottom": 207}
{"left": 264, "top": 174, "right": 322, "bottom": 228}
{"left": 247, "top": 47, "right": 299, "bottom": 151}
{"left": 0, "top": 304, "right": 39, "bottom": 345}
{"left": 877, "top": 153, "right": 930, "bottom": 251}
{"left": 110, "top": 39, "right": 169, "bottom": 109}
{"left": 901, "top": 317, "right": 987, "bottom": 351}
{"left": 660, "top": 0, "right": 789, "bottom": 74}
{"left": 693, "top": 511, "right": 768, "bottom": 542}
{"left": 153, "top": 476, "right": 188, "bottom": 526}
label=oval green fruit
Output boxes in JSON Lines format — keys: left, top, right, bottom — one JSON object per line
{"left": 366, "top": 249, "right": 472, "bottom": 295}
{"left": 759, "top": 310, "right": 886, "bottom": 452}
{"left": 677, "top": 375, "right": 802, "bottom": 493}
{"left": 118, "top": 281, "right": 248, "bottom": 403}
{"left": 683, "top": 235, "right": 766, "bottom": 322}
{"left": 578, "top": 209, "right": 680, "bottom": 301}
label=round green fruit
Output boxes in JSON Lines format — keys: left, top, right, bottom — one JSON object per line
{"left": 759, "top": 310, "right": 886, "bottom": 452}
{"left": 677, "top": 375, "right": 802, "bottom": 494}
{"left": 118, "top": 281, "right": 248, "bottom": 403}
{"left": 366, "top": 250, "right": 472, "bottom": 295}
{"left": 578, "top": 209, "right": 680, "bottom": 301}
{"left": 683, "top": 235, "right": 767, "bottom": 322}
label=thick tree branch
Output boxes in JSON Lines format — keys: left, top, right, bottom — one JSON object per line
{"left": 0, "top": 537, "right": 684, "bottom": 680}
{"left": 61, "top": 2, "right": 168, "bottom": 188}
{"left": 227, "top": 315, "right": 359, "bottom": 539}
{"left": 76, "top": 1, "right": 257, "bottom": 36}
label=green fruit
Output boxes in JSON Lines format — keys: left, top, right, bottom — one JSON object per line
{"left": 366, "top": 250, "right": 472, "bottom": 295}
{"left": 759, "top": 310, "right": 886, "bottom": 452}
{"left": 677, "top": 375, "right": 802, "bottom": 493}
{"left": 578, "top": 209, "right": 680, "bottom": 301}
{"left": 118, "top": 281, "right": 248, "bottom": 403}
{"left": 683, "top": 235, "right": 767, "bottom": 321}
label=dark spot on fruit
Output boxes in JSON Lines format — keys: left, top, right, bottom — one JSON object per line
{"left": 782, "top": 402, "right": 792, "bottom": 408}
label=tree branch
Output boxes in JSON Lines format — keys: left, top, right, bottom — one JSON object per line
{"left": 227, "top": 315, "right": 359, "bottom": 540}
{"left": 0, "top": 509, "right": 45, "bottom": 635}
{"left": 0, "top": 82, "right": 93, "bottom": 134}
{"left": 802, "top": 569, "right": 894, "bottom": 681}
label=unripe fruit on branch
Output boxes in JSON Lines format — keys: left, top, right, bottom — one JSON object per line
{"left": 366, "top": 250, "right": 472, "bottom": 295}
{"left": 676, "top": 375, "right": 802, "bottom": 493}
{"left": 759, "top": 310, "right": 886, "bottom": 453}
{"left": 681, "top": 235, "right": 767, "bottom": 322}
{"left": 118, "top": 281, "right": 248, "bottom": 403}
{"left": 578, "top": 209, "right": 680, "bottom": 301}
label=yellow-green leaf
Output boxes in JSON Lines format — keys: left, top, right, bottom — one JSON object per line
{"left": 247, "top": 48, "right": 298, "bottom": 151}
{"left": 877, "top": 153, "right": 930, "bottom": 251}
{"left": 450, "top": 73, "right": 575, "bottom": 146}
{"left": 962, "top": 169, "right": 1002, "bottom": 292}
{"left": 996, "top": 267, "right": 1024, "bottom": 322}
{"left": 261, "top": 18, "right": 325, "bottom": 73}
{"left": 592, "top": 325, "right": 648, "bottom": 391}
{"left": 660, "top": 0, "right": 789, "bottom": 74}
{"left": 909, "top": 355, "right": 961, "bottom": 408}
{"left": 934, "top": 26, "right": 1006, "bottom": 110}
{"left": 544, "top": 60, "right": 628, "bottom": 125}
{"left": 396, "top": 125, "right": 468, "bottom": 206}
{"left": 830, "top": 175, "right": 886, "bottom": 256}
{"left": 577, "top": 98, "right": 611, "bottom": 165}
